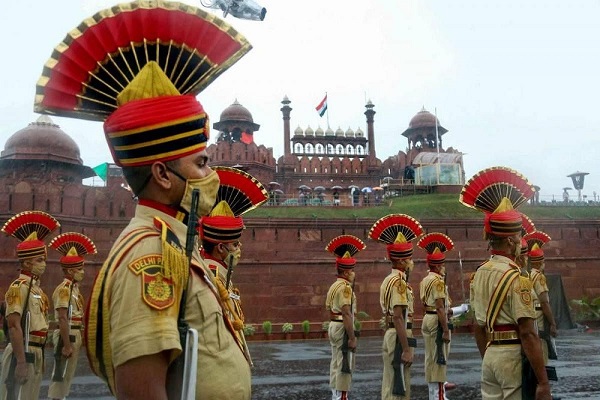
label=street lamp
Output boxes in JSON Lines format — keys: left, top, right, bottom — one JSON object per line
{"left": 199, "top": 0, "right": 267, "bottom": 21}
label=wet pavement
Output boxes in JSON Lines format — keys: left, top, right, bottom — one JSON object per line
{"left": 4, "top": 329, "right": 598, "bottom": 399}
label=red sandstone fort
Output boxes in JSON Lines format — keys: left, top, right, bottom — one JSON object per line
{"left": 0, "top": 99, "right": 598, "bottom": 329}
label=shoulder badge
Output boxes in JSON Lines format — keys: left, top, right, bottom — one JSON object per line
{"left": 343, "top": 285, "right": 352, "bottom": 299}
{"left": 517, "top": 275, "right": 533, "bottom": 306}
{"left": 436, "top": 280, "right": 445, "bottom": 293}
{"left": 396, "top": 278, "right": 407, "bottom": 294}
{"left": 58, "top": 286, "right": 70, "bottom": 303}
{"left": 5, "top": 283, "right": 23, "bottom": 306}
{"left": 128, "top": 254, "right": 174, "bottom": 310}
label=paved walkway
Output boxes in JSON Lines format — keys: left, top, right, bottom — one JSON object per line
{"left": 3, "top": 329, "right": 598, "bottom": 399}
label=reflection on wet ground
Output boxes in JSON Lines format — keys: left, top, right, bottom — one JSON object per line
{"left": 3, "top": 330, "right": 597, "bottom": 399}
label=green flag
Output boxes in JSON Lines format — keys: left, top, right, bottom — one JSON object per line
{"left": 93, "top": 163, "right": 109, "bottom": 181}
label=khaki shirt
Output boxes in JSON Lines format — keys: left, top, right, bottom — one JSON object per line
{"left": 326, "top": 278, "right": 356, "bottom": 315}
{"left": 470, "top": 255, "right": 535, "bottom": 327}
{"left": 52, "top": 279, "right": 84, "bottom": 323}
{"left": 530, "top": 268, "right": 549, "bottom": 327}
{"left": 419, "top": 271, "right": 447, "bottom": 307}
{"left": 88, "top": 204, "right": 250, "bottom": 399}
{"left": 4, "top": 274, "right": 49, "bottom": 334}
{"left": 380, "top": 270, "right": 408, "bottom": 317}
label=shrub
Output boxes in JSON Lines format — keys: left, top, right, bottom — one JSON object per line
{"left": 571, "top": 297, "right": 600, "bottom": 321}
{"left": 282, "top": 322, "right": 294, "bottom": 333}
{"left": 0, "top": 330, "right": 4, "bottom": 344}
{"left": 243, "top": 324, "right": 256, "bottom": 336}
{"left": 262, "top": 320, "right": 273, "bottom": 335}
{"left": 354, "top": 319, "right": 362, "bottom": 332}
{"left": 301, "top": 320, "right": 311, "bottom": 335}
{"left": 356, "top": 311, "right": 370, "bottom": 321}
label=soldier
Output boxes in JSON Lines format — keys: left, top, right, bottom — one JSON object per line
{"left": 33, "top": 2, "right": 254, "bottom": 398}
{"left": 198, "top": 166, "right": 269, "bottom": 366}
{"left": 325, "top": 235, "right": 366, "bottom": 400}
{"left": 524, "top": 232, "right": 557, "bottom": 364}
{"left": 0, "top": 211, "right": 60, "bottom": 400}
{"left": 369, "top": 214, "right": 424, "bottom": 400}
{"left": 47, "top": 233, "right": 97, "bottom": 400}
{"left": 417, "top": 232, "right": 455, "bottom": 400}
{"left": 461, "top": 166, "right": 551, "bottom": 400}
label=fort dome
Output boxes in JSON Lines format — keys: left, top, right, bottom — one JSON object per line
{"left": 219, "top": 99, "right": 254, "bottom": 123}
{"left": 1, "top": 116, "right": 82, "bottom": 164}
{"left": 408, "top": 107, "right": 441, "bottom": 129}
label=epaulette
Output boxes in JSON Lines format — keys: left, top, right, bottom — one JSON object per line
{"left": 9, "top": 278, "right": 28, "bottom": 288}
{"left": 153, "top": 217, "right": 187, "bottom": 283}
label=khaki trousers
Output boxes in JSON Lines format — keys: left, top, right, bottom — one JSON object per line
{"left": 481, "top": 343, "right": 522, "bottom": 400}
{"left": 329, "top": 321, "right": 354, "bottom": 392}
{"left": 381, "top": 327, "right": 413, "bottom": 400}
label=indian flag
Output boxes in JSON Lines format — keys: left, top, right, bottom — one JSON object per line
{"left": 315, "top": 94, "right": 328, "bottom": 117}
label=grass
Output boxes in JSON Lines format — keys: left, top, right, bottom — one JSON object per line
{"left": 247, "top": 193, "right": 600, "bottom": 220}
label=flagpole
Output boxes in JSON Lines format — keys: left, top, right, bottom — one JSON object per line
{"left": 326, "top": 91, "right": 330, "bottom": 129}
{"left": 435, "top": 107, "right": 440, "bottom": 185}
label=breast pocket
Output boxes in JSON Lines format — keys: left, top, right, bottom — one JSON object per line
{"left": 189, "top": 279, "right": 227, "bottom": 356}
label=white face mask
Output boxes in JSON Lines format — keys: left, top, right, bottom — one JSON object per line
{"left": 179, "top": 170, "right": 220, "bottom": 218}
{"left": 27, "top": 257, "right": 46, "bottom": 277}
{"left": 73, "top": 270, "right": 85, "bottom": 282}
{"left": 224, "top": 247, "right": 242, "bottom": 268}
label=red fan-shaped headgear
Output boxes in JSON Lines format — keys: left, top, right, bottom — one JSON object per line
{"left": 199, "top": 167, "right": 268, "bottom": 244}
{"left": 2, "top": 211, "right": 60, "bottom": 260}
{"left": 325, "top": 235, "right": 366, "bottom": 269}
{"left": 49, "top": 232, "right": 97, "bottom": 268}
{"left": 417, "top": 233, "right": 454, "bottom": 266}
{"left": 524, "top": 231, "right": 551, "bottom": 263}
{"left": 368, "top": 214, "right": 423, "bottom": 260}
{"left": 460, "top": 167, "right": 534, "bottom": 238}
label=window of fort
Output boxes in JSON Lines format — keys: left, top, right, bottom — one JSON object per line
{"left": 327, "top": 144, "right": 334, "bottom": 154}
{"left": 346, "top": 145, "right": 354, "bottom": 155}
{"left": 294, "top": 143, "right": 303, "bottom": 153}
{"left": 336, "top": 144, "right": 344, "bottom": 154}
{"left": 316, "top": 143, "right": 324, "bottom": 154}
{"left": 306, "top": 143, "right": 314, "bottom": 154}
{"left": 357, "top": 145, "right": 364, "bottom": 155}
{"left": 304, "top": 167, "right": 307, "bottom": 173}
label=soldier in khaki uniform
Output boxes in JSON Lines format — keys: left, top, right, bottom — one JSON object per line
{"left": 48, "top": 233, "right": 97, "bottom": 400}
{"left": 325, "top": 235, "right": 366, "bottom": 400}
{"left": 35, "top": 3, "right": 254, "bottom": 399}
{"left": 199, "top": 166, "right": 269, "bottom": 366}
{"left": 418, "top": 233, "right": 454, "bottom": 400}
{"left": 369, "top": 214, "right": 424, "bottom": 400}
{"left": 0, "top": 211, "right": 60, "bottom": 400}
{"left": 461, "top": 166, "right": 551, "bottom": 400}
{"left": 524, "top": 232, "right": 557, "bottom": 364}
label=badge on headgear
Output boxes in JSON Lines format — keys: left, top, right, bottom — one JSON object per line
{"left": 368, "top": 214, "right": 423, "bottom": 261}
{"left": 417, "top": 232, "right": 454, "bottom": 266}
{"left": 34, "top": 0, "right": 252, "bottom": 168}
{"left": 325, "top": 235, "right": 366, "bottom": 269}
{"left": 2, "top": 211, "right": 60, "bottom": 260}
{"left": 199, "top": 166, "right": 268, "bottom": 243}
{"left": 49, "top": 232, "right": 97, "bottom": 269}
{"left": 460, "top": 166, "right": 535, "bottom": 239}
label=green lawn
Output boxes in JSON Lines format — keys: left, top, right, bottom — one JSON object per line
{"left": 247, "top": 193, "right": 600, "bottom": 220}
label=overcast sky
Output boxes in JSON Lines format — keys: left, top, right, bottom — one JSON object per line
{"left": 1, "top": 0, "right": 599, "bottom": 201}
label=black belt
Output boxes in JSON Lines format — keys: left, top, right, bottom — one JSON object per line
{"left": 489, "top": 339, "right": 521, "bottom": 345}
{"left": 28, "top": 342, "right": 44, "bottom": 348}
{"left": 330, "top": 319, "right": 343, "bottom": 323}
{"left": 426, "top": 311, "right": 437, "bottom": 315}
{"left": 535, "top": 306, "right": 542, "bottom": 311}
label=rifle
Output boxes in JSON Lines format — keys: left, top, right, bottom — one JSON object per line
{"left": 52, "top": 282, "right": 75, "bottom": 382}
{"left": 5, "top": 278, "right": 35, "bottom": 400}
{"left": 522, "top": 355, "right": 558, "bottom": 400}
{"left": 341, "top": 280, "right": 356, "bottom": 374}
{"left": 435, "top": 273, "right": 449, "bottom": 365}
{"left": 392, "top": 335, "right": 406, "bottom": 396}
{"left": 224, "top": 254, "right": 253, "bottom": 366}
{"left": 166, "top": 189, "right": 200, "bottom": 400}
{"left": 539, "top": 326, "right": 558, "bottom": 360}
